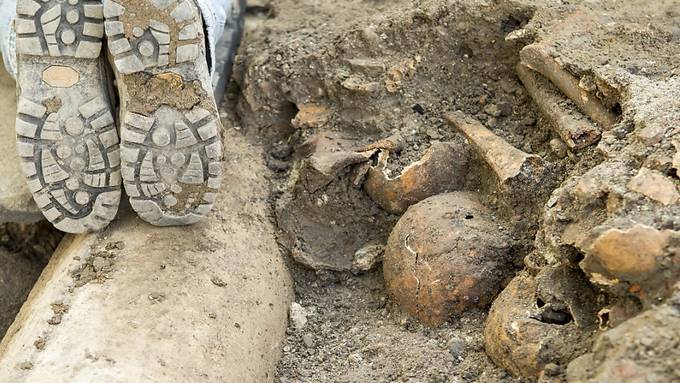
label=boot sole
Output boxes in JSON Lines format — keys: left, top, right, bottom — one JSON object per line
{"left": 104, "top": 0, "right": 223, "bottom": 226}
{"left": 15, "top": 0, "right": 121, "bottom": 233}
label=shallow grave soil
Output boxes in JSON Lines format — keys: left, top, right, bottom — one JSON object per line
{"left": 232, "top": 0, "right": 680, "bottom": 382}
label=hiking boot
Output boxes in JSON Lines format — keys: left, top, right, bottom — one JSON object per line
{"left": 14, "top": 0, "right": 121, "bottom": 233}
{"left": 103, "top": 0, "right": 223, "bottom": 226}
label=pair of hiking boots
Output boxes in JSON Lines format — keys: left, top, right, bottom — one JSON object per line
{"left": 14, "top": 0, "right": 243, "bottom": 233}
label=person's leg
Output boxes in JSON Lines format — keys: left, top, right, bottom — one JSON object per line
{"left": 0, "top": 0, "right": 17, "bottom": 77}
{"left": 13, "top": 0, "right": 122, "bottom": 233}
{"left": 198, "top": 0, "right": 245, "bottom": 104}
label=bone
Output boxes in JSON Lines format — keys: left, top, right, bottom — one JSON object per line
{"left": 363, "top": 141, "right": 469, "bottom": 214}
{"left": 517, "top": 64, "right": 601, "bottom": 150}
{"left": 444, "top": 111, "right": 544, "bottom": 185}
{"left": 520, "top": 44, "right": 618, "bottom": 130}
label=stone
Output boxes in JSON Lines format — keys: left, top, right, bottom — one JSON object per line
{"left": 291, "top": 103, "right": 331, "bottom": 129}
{"left": 448, "top": 338, "right": 467, "bottom": 361}
{"left": 0, "top": 64, "right": 42, "bottom": 223}
{"left": 627, "top": 167, "right": 679, "bottom": 205}
{"left": 549, "top": 138, "right": 568, "bottom": 158}
{"left": 301, "top": 334, "right": 314, "bottom": 348}
{"left": 363, "top": 142, "right": 470, "bottom": 214}
{"left": 484, "top": 272, "right": 595, "bottom": 378}
{"left": 383, "top": 192, "right": 513, "bottom": 326}
{"left": 578, "top": 224, "right": 678, "bottom": 300}
{"left": 351, "top": 243, "right": 385, "bottom": 272}
{"left": 384, "top": 58, "right": 416, "bottom": 92}
{"left": 483, "top": 103, "right": 511, "bottom": 117}
{"left": 0, "top": 131, "right": 293, "bottom": 382}
{"left": 289, "top": 302, "right": 309, "bottom": 330}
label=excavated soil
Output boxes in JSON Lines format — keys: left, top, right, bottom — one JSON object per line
{"left": 275, "top": 265, "right": 523, "bottom": 383}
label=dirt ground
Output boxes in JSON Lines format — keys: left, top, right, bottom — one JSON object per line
{"left": 274, "top": 265, "right": 525, "bottom": 383}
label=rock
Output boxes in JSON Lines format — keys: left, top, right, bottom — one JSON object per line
{"left": 0, "top": 131, "right": 294, "bottom": 382}
{"left": 276, "top": 133, "right": 395, "bottom": 271}
{"left": 484, "top": 271, "right": 596, "bottom": 378}
{"left": 384, "top": 59, "right": 416, "bottom": 93}
{"left": 627, "top": 167, "right": 679, "bottom": 205}
{"left": 448, "top": 338, "right": 467, "bottom": 361}
{"left": 566, "top": 284, "right": 680, "bottom": 383}
{"left": 0, "top": 249, "right": 44, "bottom": 339}
{"left": 0, "top": 63, "right": 41, "bottom": 223}
{"left": 291, "top": 103, "right": 332, "bottom": 129}
{"left": 289, "top": 302, "right": 309, "bottom": 330}
{"left": 483, "top": 103, "right": 512, "bottom": 117}
{"left": 578, "top": 224, "right": 678, "bottom": 302}
{"left": 383, "top": 192, "right": 513, "bottom": 326}
{"left": 346, "top": 58, "right": 386, "bottom": 77}
{"left": 363, "top": 142, "right": 469, "bottom": 214}
{"left": 351, "top": 243, "right": 385, "bottom": 272}
{"left": 549, "top": 138, "right": 568, "bottom": 158}
{"left": 301, "top": 334, "right": 314, "bottom": 348}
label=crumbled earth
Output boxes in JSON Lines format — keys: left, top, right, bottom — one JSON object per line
{"left": 275, "top": 265, "right": 526, "bottom": 383}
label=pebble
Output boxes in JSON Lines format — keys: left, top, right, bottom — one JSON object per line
{"left": 302, "top": 334, "right": 314, "bottom": 348}
{"left": 448, "top": 338, "right": 467, "bottom": 361}
{"left": 549, "top": 138, "right": 568, "bottom": 158}
{"left": 289, "top": 302, "right": 308, "bottom": 330}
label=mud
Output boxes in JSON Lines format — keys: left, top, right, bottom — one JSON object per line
{"left": 123, "top": 72, "right": 212, "bottom": 115}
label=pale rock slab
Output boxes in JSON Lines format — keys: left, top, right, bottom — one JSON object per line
{"left": 0, "top": 131, "right": 294, "bottom": 382}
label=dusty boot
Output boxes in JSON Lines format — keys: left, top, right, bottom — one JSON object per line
{"left": 103, "top": 0, "right": 223, "bottom": 226}
{"left": 14, "top": 0, "right": 121, "bottom": 233}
